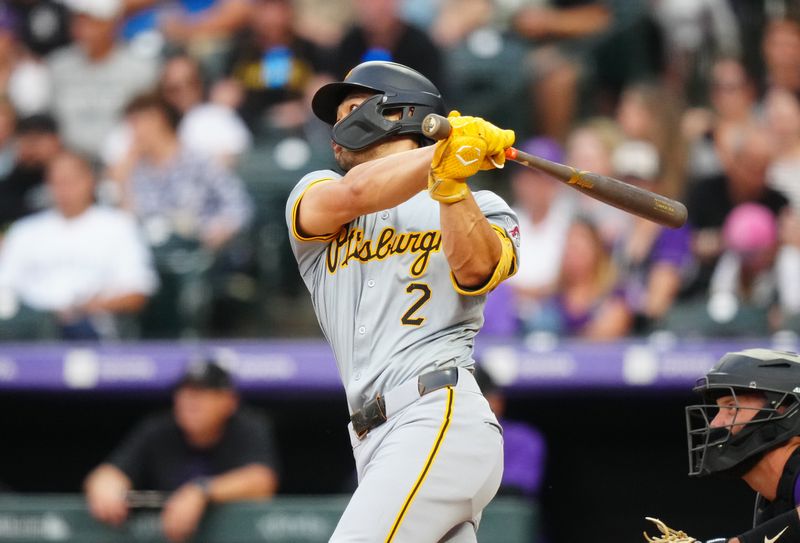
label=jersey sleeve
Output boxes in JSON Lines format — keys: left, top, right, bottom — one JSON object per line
{"left": 285, "top": 169, "right": 343, "bottom": 275}
{"left": 474, "top": 190, "right": 521, "bottom": 263}
{"left": 450, "top": 190, "right": 520, "bottom": 295}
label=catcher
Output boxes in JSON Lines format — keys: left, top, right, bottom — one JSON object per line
{"left": 644, "top": 348, "right": 800, "bottom": 543}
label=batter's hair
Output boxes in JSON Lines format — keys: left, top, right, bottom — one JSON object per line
{"left": 125, "top": 92, "right": 182, "bottom": 132}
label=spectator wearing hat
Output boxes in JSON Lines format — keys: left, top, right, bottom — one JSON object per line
{"left": 47, "top": 0, "right": 159, "bottom": 158}
{"left": 705, "top": 203, "right": 800, "bottom": 334}
{"left": 0, "top": 113, "right": 61, "bottom": 231}
{"left": 84, "top": 358, "right": 280, "bottom": 543}
{"left": 611, "top": 140, "right": 692, "bottom": 333}
{"left": 0, "top": 151, "right": 157, "bottom": 340}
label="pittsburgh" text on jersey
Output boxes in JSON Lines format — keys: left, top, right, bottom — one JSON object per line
{"left": 326, "top": 226, "right": 442, "bottom": 277}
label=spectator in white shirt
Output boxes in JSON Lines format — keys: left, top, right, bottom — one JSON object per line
{"left": 0, "top": 151, "right": 158, "bottom": 339}
{"left": 505, "top": 137, "right": 575, "bottom": 327}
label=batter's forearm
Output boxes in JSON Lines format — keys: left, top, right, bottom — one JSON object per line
{"left": 343, "top": 146, "right": 433, "bottom": 214}
{"left": 298, "top": 146, "right": 433, "bottom": 236}
{"left": 440, "top": 193, "right": 501, "bottom": 288}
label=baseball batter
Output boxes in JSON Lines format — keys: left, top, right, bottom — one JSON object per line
{"left": 285, "top": 61, "right": 519, "bottom": 542}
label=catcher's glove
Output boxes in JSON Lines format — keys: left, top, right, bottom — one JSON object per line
{"left": 643, "top": 517, "right": 698, "bottom": 543}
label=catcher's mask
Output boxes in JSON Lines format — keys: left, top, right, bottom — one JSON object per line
{"left": 312, "top": 61, "right": 445, "bottom": 151}
{"left": 686, "top": 348, "right": 800, "bottom": 478}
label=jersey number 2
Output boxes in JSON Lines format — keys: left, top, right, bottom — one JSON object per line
{"left": 401, "top": 283, "right": 431, "bottom": 326}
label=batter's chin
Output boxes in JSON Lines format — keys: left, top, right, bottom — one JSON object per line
{"left": 333, "top": 142, "right": 380, "bottom": 172}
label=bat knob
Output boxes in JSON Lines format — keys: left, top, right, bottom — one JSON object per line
{"left": 422, "top": 114, "right": 451, "bottom": 141}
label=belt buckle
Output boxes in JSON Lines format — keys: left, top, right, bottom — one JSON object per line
{"left": 352, "top": 394, "right": 386, "bottom": 440}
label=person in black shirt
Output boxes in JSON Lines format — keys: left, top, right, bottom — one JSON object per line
{"left": 225, "top": 0, "right": 329, "bottom": 133}
{"left": 0, "top": 114, "right": 61, "bottom": 232}
{"left": 84, "top": 359, "right": 280, "bottom": 543}
{"left": 331, "top": 0, "right": 443, "bottom": 91}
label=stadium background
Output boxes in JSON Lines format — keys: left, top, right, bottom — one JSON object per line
{"left": 0, "top": 0, "right": 796, "bottom": 541}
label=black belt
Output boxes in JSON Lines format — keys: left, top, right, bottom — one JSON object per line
{"left": 350, "top": 367, "right": 460, "bottom": 438}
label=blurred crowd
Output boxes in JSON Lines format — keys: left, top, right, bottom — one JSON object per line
{"left": 0, "top": 0, "right": 798, "bottom": 340}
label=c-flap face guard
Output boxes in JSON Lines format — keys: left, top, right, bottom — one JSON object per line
{"left": 331, "top": 92, "right": 432, "bottom": 151}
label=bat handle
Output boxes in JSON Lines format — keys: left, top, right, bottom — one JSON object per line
{"left": 422, "top": 113, "right": 452, "bottom": 140}
{"left": 423, "top": 113, "right": 521, "bottom": 157}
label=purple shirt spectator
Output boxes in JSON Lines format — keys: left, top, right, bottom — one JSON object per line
{"left": 499, "top": 418, "right": 547, "bottom": 497}
{"left": 620, "top": 225, "right": 692, "bottom": 315}
{"left": 480, "top": 282, "right": 519, "bottom": 336}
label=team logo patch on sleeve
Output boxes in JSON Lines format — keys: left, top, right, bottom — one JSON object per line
{"left": 505, "top": 217, "right": 521, "bottom": 247}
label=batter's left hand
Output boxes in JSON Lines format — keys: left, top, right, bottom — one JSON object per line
{"left": 443, "top": 111, "right": 515, "bottom": 170}
{"left": 428, "top": 112, "right": 515, "bottom": 202}
{"left": 161, "top": 483, "right": 208, "bottom": 543}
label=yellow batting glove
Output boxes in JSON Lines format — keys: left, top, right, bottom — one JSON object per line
{"left": 446, "top": 111, "right": 515, "bottom": 170}
{"left": 429, "top": 131, "right": 486, "bottom": 203}
{"left": 428, "top": 112, "right": 515, "bottom": 203}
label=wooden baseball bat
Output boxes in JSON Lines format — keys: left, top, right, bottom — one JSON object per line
{"left": 422, "top": 114, "right": 688, "bottom": 229}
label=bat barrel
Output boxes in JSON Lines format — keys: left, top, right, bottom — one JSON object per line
{"left": 511, "top": 149, "right": 689, "bottom": 229}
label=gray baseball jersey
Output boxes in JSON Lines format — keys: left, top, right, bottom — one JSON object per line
{"left": 286, "top": 169, "right": 520, "bottom": 413}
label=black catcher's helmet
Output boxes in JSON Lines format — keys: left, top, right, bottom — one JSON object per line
{"left": 686, "top": 349, "right": 800, "bottom": 477}
{"left": 311, "top": 61, "right": 445, "bottom": 151}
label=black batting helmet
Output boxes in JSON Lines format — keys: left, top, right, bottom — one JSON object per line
{"left": 311, "top": 61, "right": 445, "bottom": 151}
{"left": 686, "top": 348, "right": 800, "bottom": 478}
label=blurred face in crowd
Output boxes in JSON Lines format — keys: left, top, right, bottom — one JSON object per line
{"left": 71, "top": 13, "right": 116, "bottom": 60}
{"left": 127, "top": 106, "right": 176, "bottom": 155}
{"left": 252, "top": 0, "right": 294, "bottom": 43}
{"left": 160, "top": 56, "right": 204, "bottom": 114}
{"left": 46, "top": 153, "right": 95, "bottom": 219}
{"left": 764, "top": 88, "right": 800, "bottom": 146}
{"left": 355, "top": 0, "right": 399, "bottom": 32}
{"left": 710, "top": 59, "right": 755, "bottom": 120}
{"left": 17, "top": 129, "right": 61, "bottom": 168}
{"left": 566, "top": 127, "right": 614, "bottom": 177}
{"left": 616, "top": 91, "right": 654, "bottom": 141}
{"left": 511, "top": 168, "right": 558, "bottom": 222}
{"left": 173, "top": 386, "right": 238, "bottom": 447}
{"left": 561, "top": 220, "right": 603, "bottom": 284}
{"left": 726, "top": 131, "right": 774, "bottom": 200}
{"left": 763, "top": 20, "right": 800, "bottom": 91}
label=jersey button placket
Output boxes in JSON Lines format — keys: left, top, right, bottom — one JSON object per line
{"left": 358, "top": 326, "right": 366, "bottom": 334}
{"left": 367, "top": 280, "right": 375, "bottom": 288}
